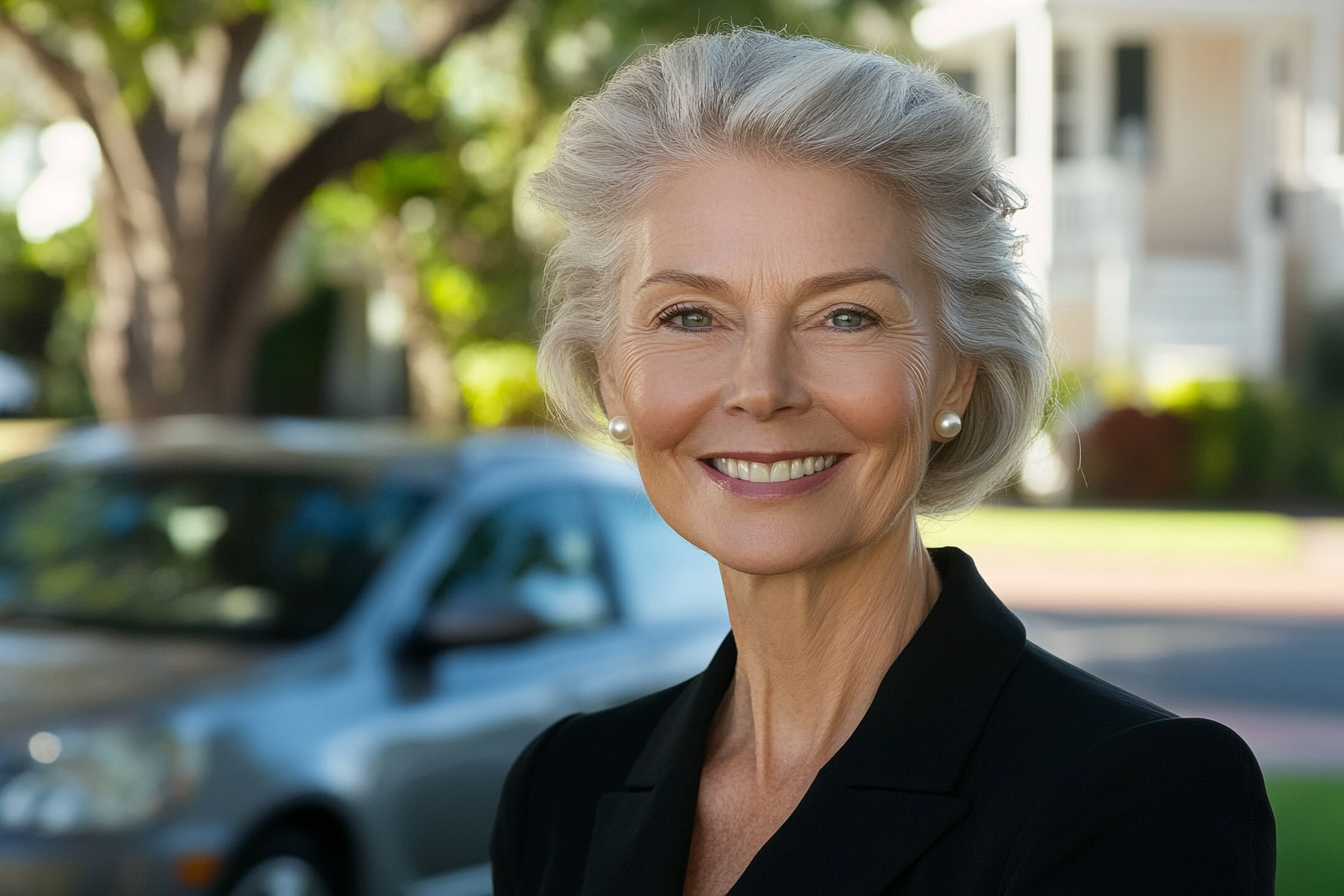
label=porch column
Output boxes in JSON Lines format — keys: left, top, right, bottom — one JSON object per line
{"left": 1242, "top": 28, "right": 1283, "bottom": 378}
{"left": 1014, "top": 8, "right": 1054, "bottom": 302}
{"left": 977, "top": 32, "right": 1015, "bottom": 160}
{"left": 1075, "top": 22, "right": 1110, "bottom": 160}
{"left": 1305, "top": 5, "right": 1342, "bottom": 177}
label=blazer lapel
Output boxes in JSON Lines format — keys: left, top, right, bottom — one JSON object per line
{"left": 580, "top": 634, "right": 738, "bottom": 896}
{"left": 730, "top": 548, "right": 1026, "bottom": 895}
{"left": 581, "top": 548, "right": 1026, "bottom": 896}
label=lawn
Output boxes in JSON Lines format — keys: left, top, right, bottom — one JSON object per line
{"left": 920, "top": 505, "right": 1305, "bottom": 561}
{"left": 1266, "top": 775, "right": 1344, "bottom": 896}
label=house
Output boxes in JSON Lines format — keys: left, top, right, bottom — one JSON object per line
{"left": 912, "top": 0, "right": 1344, "bottom": 390}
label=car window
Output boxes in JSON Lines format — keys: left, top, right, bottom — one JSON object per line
{"left": 432, "top": 487, "right": 610, "bottom": 631}
{"left": 591, "top": 489, "right": 726, "bottom": 625}
{"left": 0, "top": 462, "right": 433, "bottom": 640}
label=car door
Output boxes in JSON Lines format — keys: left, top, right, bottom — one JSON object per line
{"left": 368, "top": 483, "right": 626, "bottom": 892}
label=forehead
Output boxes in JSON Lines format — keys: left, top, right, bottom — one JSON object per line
{"left": 621, "top": 159, "right": 924, "bottom": 300}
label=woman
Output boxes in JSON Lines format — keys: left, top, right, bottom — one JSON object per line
{"left": 492, "top": 29, "right": 1275, "bottom": 896}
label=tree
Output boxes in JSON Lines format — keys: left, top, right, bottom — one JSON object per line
{"left": 300, "top": 0, "right": 916, "bottom": 426}
{"left": 0, "top": 0, "right": 916, "bottom": 424}
{"left": 0, "top": 0, "right": 512, "bottom": 420}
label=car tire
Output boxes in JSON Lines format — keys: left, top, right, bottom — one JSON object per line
{"left": 219, "top": 828, "right": 344, "bottom": 896}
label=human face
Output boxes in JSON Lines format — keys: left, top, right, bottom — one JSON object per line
{"left": 599, "top": 159, "right": 974, "bottom": 577}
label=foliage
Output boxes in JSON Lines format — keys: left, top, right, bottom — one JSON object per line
{"left": 0, "top": 0, "right": 921, "bottom": 422}
{"left": 454, "top": 340, "right": 544, "bottom": 427}
{"left": 1306, "top": 304, "right": 1344, "bottom": 403}
{"left": 1075, "top": 380, "right": 1344, "bottom": 508}
{"left": 294, "top": 0, "right": 921, "bottom": 423}
{"left": 0, "top": 211, "right": 96, "bottom": 417}
{"left": 250, "top": 284, "right": 337, "bottom": 417}
{"left": 0, "top": 0, "right": 529, "bottom": 418}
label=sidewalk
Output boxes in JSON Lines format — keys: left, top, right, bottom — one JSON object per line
{"left": 925, "top": 510, "right": 1344, "bottom": 617}
{"left": 922, "top": 507, "right": 1344, "bottom": 769}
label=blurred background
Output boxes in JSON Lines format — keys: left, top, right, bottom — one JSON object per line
{"left": 0, "top": 0, "right": 1340, "bottom": 894}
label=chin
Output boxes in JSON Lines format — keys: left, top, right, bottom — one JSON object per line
{"left": 717, "top": 555, "right": 819, "bottom": 578}
{"left": 696, "top": 534, "right": 836, "bottom": 578}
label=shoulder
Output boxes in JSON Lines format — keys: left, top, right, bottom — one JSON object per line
{"left": 1000, "top": 714, "right": 1275, "bottom": 894}
{"left": 954, "top": 641, "right": 1181, "bottom": 798}
{"left": 1010, "top": 641, "right": 1176, "bottom": 730}
{"left": 984, "top": 639, "right": 1267, "bottom": 804}
{"left": 489, "top": 680, "right": 690, "bottom": 895}
{"left": 525, "top": 676, "right": 691, "bottom": 784}
{"left": 979, "top": 645, "right": 1275, "bottom": 894}
{"left": 497, "top": 675, "right": 690, "bottom": 808}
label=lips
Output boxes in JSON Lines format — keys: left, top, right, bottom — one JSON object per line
{"left": 709, "top": 454, "right": 838, "bottom": 483}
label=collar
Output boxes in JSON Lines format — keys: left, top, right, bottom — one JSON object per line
{"left": 581, "top": 547, "right": 1026, "bottom": 896}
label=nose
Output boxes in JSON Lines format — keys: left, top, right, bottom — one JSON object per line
{"left": 721, "top": 326, "right": 811, "bottom": 420}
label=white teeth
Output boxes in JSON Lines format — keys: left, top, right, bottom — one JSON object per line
{"left": 712, "top": 454, "right": 839, "bottom": 482}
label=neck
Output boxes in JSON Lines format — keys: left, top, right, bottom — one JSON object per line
{"left": 714, "top": 516, "right": 939, "bottom": 781}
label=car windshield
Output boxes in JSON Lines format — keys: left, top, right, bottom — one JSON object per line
{"left": 0, "top": 461, "right": 434, "bottom": 640}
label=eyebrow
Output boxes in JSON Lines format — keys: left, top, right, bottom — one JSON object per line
{"left": 636, "top": 267, "right": 907, "bottom": 300}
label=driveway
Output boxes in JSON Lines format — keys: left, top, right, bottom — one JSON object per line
{"left": 944, "top": 512, "right": 1344, "bottom": 770}
{"left": 1018, "top": 609, "right": 1344, "bottom": 769}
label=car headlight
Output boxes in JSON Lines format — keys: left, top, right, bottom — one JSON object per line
{"left": 0, "top": 726, "right": 205, "bottom": 834}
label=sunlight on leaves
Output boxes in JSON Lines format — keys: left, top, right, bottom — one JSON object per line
{"left": 454, "top": 340, "right": 541, "bottom": 428}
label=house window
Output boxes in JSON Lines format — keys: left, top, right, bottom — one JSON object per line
{"left": 1006, "top": 47, "right": 1079, "bottom": 158}
{"left": 1113, "top": 43, "right": 1150, "bottom": 163}
{"left": 945, "top": 69, "right": 977, "bottom": 95}
{"left": 1055, "top": 47, "right": 1078, "bottom": 159}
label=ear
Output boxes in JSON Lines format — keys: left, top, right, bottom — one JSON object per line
{"left": 597, "top": 357, "right": 628, "bottom": 420}
{"left": 932, "top": 357, "right": 977, "bottom": 441}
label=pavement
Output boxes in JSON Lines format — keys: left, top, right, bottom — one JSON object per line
{"left": 961, "top": 519, "right": 1344, "bottom": 771}
{"left": 968, "top": 516, "right": 1344, "bottom": 618}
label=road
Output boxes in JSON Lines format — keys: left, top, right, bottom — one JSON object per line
{"left": 1017, "top": 609, "right": 1344, "bottom": 769}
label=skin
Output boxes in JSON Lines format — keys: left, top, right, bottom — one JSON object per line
{"left": 597, "top": 157, "right": 977, "bottom": 896}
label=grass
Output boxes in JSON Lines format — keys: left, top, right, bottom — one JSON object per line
{"left": 919, "top": 506, "right": 1303, "bottom": 561}
{"left": 1266, "top": 775, "right": 1344, "bottom": 896}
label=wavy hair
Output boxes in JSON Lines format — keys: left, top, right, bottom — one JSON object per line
{"left": 532, "top": 28, "right": 1051, "bottom": 514}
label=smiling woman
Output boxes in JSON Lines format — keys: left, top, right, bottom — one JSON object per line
{"left": 491, "top": 28, "right": 1276, "bottom": 896}
{"left": 599, "top": 160, "right": 970, "bottom": 579}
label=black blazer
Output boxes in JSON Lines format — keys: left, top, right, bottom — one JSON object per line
{"left": 491, "top": 547, "right": 1275, "bottom": 895}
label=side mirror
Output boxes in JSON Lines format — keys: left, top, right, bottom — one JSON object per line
{"left": 421, "top": 602, "right": 545, "bottom": 647}
{"left": 407, "top": 584, "right": 546, "bottom": 655}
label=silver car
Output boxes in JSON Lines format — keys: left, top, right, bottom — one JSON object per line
{"left": 0, "top": 418, "right": 728, "bottom": 896}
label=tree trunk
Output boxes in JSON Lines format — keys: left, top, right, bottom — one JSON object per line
{"left": 374, "top": 219, "right": 463, "bottom": 430}
{"left": 2, "top": 0, "right": 515, "bottom": 422}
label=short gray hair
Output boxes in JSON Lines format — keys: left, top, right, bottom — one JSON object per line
{"left": 533, "top": 28, "right": 1051, "bottom": 515}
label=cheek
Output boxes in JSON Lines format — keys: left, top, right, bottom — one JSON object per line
{"left": 611, "top": 340, "right": 724, "bottom": 449}
{"left": 811, "top": 345, "right": 937, "bottom": 442}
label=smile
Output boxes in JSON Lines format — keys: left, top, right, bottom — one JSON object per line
{"left": 709, "top": 455, "right": 838, "bottom": 482}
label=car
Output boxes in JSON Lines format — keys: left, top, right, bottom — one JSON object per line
{"left": 0, "top": 417, "right": 728, "bottom": 896}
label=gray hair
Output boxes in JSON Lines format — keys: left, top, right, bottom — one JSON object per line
{"left": 533, "top": 28, "right": 1051, "bottom": 515}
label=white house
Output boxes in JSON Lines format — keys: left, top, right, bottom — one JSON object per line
{"left": 912, "top": 0, "right": 1344, "bottom": 389}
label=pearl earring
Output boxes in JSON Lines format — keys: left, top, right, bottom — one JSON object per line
{"left": 607, "top": 415, "right": 632, "bottom": 444}
{"left": 934, "top": 410, "right": 962, "bottom": 439}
